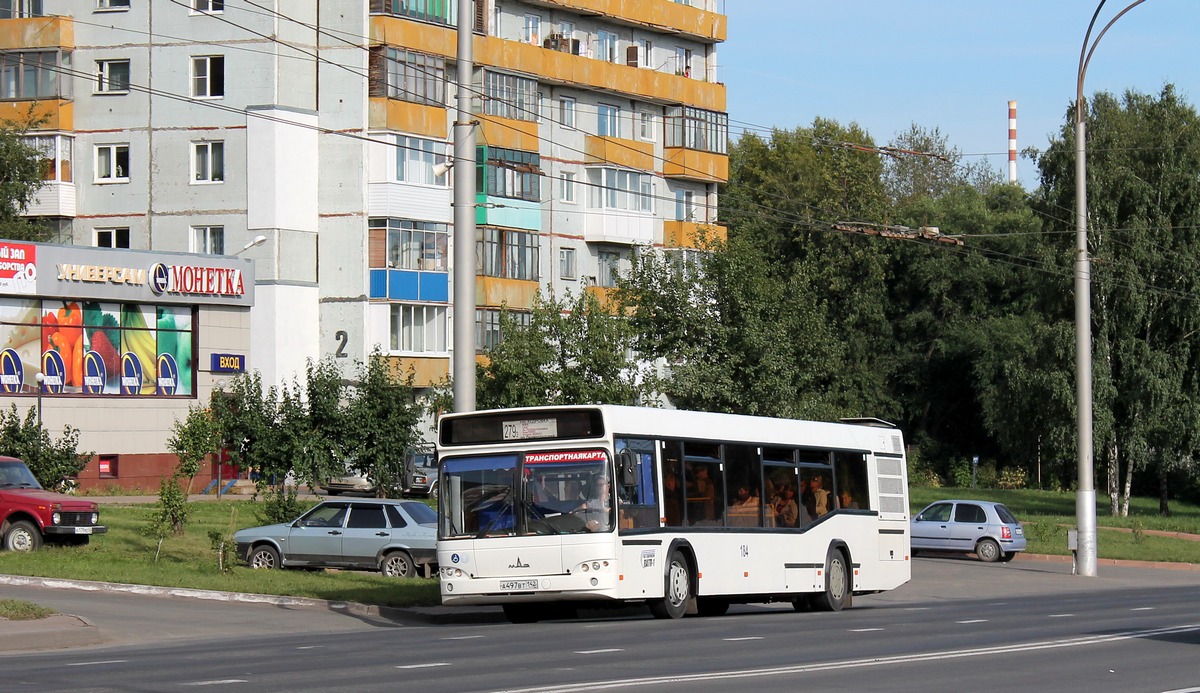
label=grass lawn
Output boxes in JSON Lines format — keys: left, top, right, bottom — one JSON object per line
{"left": 910, "top": 486, "right": 1200, "bottom": 563}
{"left": 0, "top": 599, "right": 55, "bottom": 620}
{"left": 0, "top": 500, "right": 440, "bottom": 609}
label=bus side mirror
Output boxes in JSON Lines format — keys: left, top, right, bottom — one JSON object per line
{"left": 618, "top": 450, "right": 638, "bottom": 488}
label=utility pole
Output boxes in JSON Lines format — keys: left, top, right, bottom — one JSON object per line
{"left": 452, "top": 0, "right": 477, "bottom": 413}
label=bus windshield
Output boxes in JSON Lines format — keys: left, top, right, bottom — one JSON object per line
{"left": 440, "top": 450, "right": 612, "bottom": 538}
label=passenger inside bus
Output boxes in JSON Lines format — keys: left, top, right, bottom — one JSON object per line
{"left": 811, "top": 475, "right": 832, "bottom": 516}
{"left": 662, "top": 472, "right": 683, "bottom": 526}
{"left": 775, "top": 484, "right": 799, "bottom": 528}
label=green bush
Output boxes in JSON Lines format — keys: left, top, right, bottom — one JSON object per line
{"left": 996, "top": 466, "right": 1028, "bottom": 490}
{"left": 255, "top": 486, "right": 306, "bottom": 525}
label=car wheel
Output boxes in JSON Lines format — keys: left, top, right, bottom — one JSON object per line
{"left": 381, "top": 551, "right": 415, "bottom": 578}
{"left": 998, "top": 549, "right": 1017, "bottom": 563}
{"left": 696, "top": 598, "right": 729, "bottom": 617}
{"left": 248, "top": 545, "right": 281, "bottom": 570}
{"left": 976, "top": 538, "right": 1002, "bottom": 563}
{"left": 812, "top": 547, "right": 850, "bottom": 612}
{"left": 649, "top": 552, "right": 691, "bottom": 619}
{"left": 428, "top": 481, "right": 438, "bottom": 502}
{"left": 3, "top": 520, "right": 42, "bottom": 552}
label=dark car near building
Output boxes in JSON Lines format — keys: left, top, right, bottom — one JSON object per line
{"left": 234, "top": 498, "right": 437, "bottom": 578}
{"left": 0, "top": 456, "right": 107, "bottom": 552}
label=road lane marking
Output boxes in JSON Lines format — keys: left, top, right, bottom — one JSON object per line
{"left": 1131, "top": 607, "right": 1155, "bottom": 611}
{"left": 1048, "top": 614, "right": 1074, "bottom": 618}
{"left": 849, "top": 628, "right": 884, "bottom": 633}
{"left": 182, "top": 680, "right": 248, "bottom": 687}
{"left": 296, "top": 645, "right": 323, "bottom": 650}
{"left": 723, "top": 637, "right": 763, "bottom": 641}
{"left": 443, "top": 635, "right": 486, "bottom": 640}
{"left": 397, "top": 663, "right": 451, "bottom": 669}
{"left": 956, "top": 619, "right": 987, "bottom": 624}
{"left": 575, "top": 649, "right": 625, "bottom": 654}
{"left": 66, "top": 660, "right": 127, "bottom": 667}
{"left": 495, "top": 624, "right": 1200, "bottom": 692}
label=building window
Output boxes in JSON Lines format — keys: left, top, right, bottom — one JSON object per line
{"left": 641, "top": 39, "right": 653, "bottom": 68}
{"left": 560, "top": 172, "right": 575, "bottom": 203}
{"left": 374, "top": 0, "right": 456, "bottom": 25}
{"left": 23, "top": 134, "right": 72, "bottom": 182}
{"left": 94, "top": 144, "right": 129, "bottom": 182}
{"left": 675, "top": 46, "right": 692, "bottom": 76}
{"left": 598, "top": 103, "right": 620, "bottom": 138}
{"left": 480, "top": 146, "right": 540, "bottom": 202}
{"left": 369, "top": 218, "right": 448, "bottom": 271}
{"left": 559, "top": 97, "right": 575, "bottom": 128}
{"left": 191, "top": 55, "right": 224, "bottom": 98}
{"left": 639, "top": 111, "right": 656, "bottom": 141}
{"left": 96, "top": 0, "right": 130, "bottom": 9}
{"left": 597, "top": 30, "right": 619, "bottom": 63}
{"left": 373, "top": 48, "right": 445, "bottom": 106}
{"left": 589, "top": 168, "right": 653, "bottom": 213}
{"left": 192, "top": 141, "right": 224, "bottom": 183}
{"left": 191, "top": 225, "right": 224, "bottom": 255}
{"left": 0, "top": 51, "right": 67, "bottom": 100}
{"left": 94, "top": 59, "right": 130, "bottom": 94}
{"left": 483, "top": 70, "right": 538, "bottom": 122}
{"left": 597, "top": 251, "right": 620, "bottom": 288}
{"left": 491, "top": 3, "right": 501, "bottom": 37}
{"left": 476, "top": 307, "right": 531, "bottom": 351}
{"left": 191, "top": 0, "right": 223, "bottom": 12}
{"left": 0, "top": 0, "right": 44, "bottom": 19}
{"left": 390, "top": 304, "right": 447, "bottom": 353}
{"left": 523, "top": 13, "right": 540, "bottom": 45}
{"left": 395, "top": 135, "right": 448, "bottom": 186}
{"left": 477, "top": 227, "right": 539, "bottom": 281}
{"left": 95, "top": 227, "right": 130, "bottom": 248}
{"left": 559, "top": 247, "right": 576, "bottom": 280}
{"left": 665, "top": 106, "right": 729, "bottom": 154}
{"left": 675, "top": 189, "right": 697, "bottom": 221}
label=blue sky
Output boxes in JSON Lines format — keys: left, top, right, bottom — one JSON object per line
{"left": 720, "top": 1, "right": 1200, "bottom": 188}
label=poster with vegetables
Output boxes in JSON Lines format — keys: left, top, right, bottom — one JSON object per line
{"left": 0, "top": 299, "right": 41, "bottom": 392}
{"left": 82, "top": 302, "right": 121, "bottom": 394}
{"left": 41, "top": 301, "right": 84, "bottom": 394}
{"left": 120, "top": 304, "right": 157, "bottom": 395}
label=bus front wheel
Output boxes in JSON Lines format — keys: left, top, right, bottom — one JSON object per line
{"left": 812, "top": 547, "right": 850, "bottom": 612}
{"left": 649, "top": 552, "right": 691, "bottom": 619}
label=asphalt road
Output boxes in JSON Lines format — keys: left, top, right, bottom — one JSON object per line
{"left": 3, "top": 557, "right": 1199, "bottom": 692}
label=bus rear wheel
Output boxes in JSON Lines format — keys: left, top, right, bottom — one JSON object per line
{"left": 649, "top": 552, "right": 690, "bottom": 619}
{"left": 812, "top": 547, "right": 850, "bottom": 612}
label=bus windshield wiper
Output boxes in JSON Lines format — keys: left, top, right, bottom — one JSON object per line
{"left": 476, "top": 488, "right": 514, "bottom": 538}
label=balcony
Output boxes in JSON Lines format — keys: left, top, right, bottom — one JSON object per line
{"left": 520, "top": 0, "right": 726, "bottom": 43}
{"left": 477, "top": 115, "right": 539, "bottom": 151}
{"left": 663, "top": 220, "right": 725, "bottom": 249}
{"left": 384, "top": 355, "right": 448, "bottom": 389}
{"left": 367, "top": 98, "right": 447, "bottom": 139}
{"left": 584, "top": 284, "right": 618, "bottom": 310}
{"left": 662, "top": 147, "right": 728, "bottom": 183}
{"left": 25, "top": 182, "right": 75, "bottom": 218}
{"left": 369, "top": 16, "right": 725, "bottom": 111}
{"left": 584, "top": 209, "right": 655, "bottom": 246}
{"left": 585, "top": 135, "right": 654, "bottom": 171}
{"left": 0, "top": 16, "right": 73, "bottom": 50}
{"left": 476, "top": 194, "right": 541, "bottom": 231}
{"left": 0, "top": 99, "right": 72, "bottom": 130}
{"left": 477, "top": 276, "right": 538, "bottom": 310}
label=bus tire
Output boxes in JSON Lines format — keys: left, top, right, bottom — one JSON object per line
{"left": 696, "top": 598, "right": 729, "bottom": 617}
{"left": 812, "top": 547, "right": 850, "bottom": 612}
{"left": 503, "top": 603, "right": 541, "bottom": 624}
{"left": 649, "top": 552, "right": 691, "bottom": 620}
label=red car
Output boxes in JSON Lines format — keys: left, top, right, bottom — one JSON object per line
{"left": 0, "top": 456, "right": 107, "bottom": 552}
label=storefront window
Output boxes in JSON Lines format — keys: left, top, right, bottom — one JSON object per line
{"left": 0, "top": 299, "right": 196, "bottom": 397}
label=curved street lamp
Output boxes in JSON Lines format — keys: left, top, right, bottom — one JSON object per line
{"left": 1074, "top": 0, "right": 1146, "bottom": 577}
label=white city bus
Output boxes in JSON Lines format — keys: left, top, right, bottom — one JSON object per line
{"left": 436, "top": 405, "right": 910, "bottom": 622}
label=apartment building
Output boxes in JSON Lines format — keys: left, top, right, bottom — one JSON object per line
{"left": 0, "top": 0, "right": 727, "bottom": 486}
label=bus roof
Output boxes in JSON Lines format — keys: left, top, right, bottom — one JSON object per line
{"left": 438, "top": 405, "right": 904, "bottom": 456}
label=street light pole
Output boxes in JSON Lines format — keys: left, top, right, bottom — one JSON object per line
{"left": 1074, "top": 0, "right": 1146, "bottom": 577}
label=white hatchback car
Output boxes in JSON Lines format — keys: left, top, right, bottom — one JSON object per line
{"left": 910, "top": 499, "right": 1026, "bottom": 562}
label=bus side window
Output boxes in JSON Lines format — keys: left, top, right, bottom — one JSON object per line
{"left": 616, "top": 437, "right": 659, "bottom": 530}
{"left": 834, "top": 451, "right": 869, "bottom": 511}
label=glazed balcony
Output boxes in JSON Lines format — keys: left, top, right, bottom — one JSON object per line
{"left": 477, "top": 276, "right": 539, "bottom": 310}
{"left": 520, "top": 0, "right": 726, "bottom": 43}
{"left": 0, "top": 99, "right": 72, "bottom": 130}
{"left": 585, "top": 135, "right": 654, "bottom": 171}
{"left": 663, "top": 220, "right": 726, "bottom": 249}
{"left": 384, "top": 355, "right": 448, "bottom": 389}
{"left": 367, "top": 98, "right": 448, "bottom": 139}
{"left": 662, "top": 147, "right": 728, "bottom": 183}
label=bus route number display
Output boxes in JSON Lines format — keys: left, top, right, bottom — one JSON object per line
{"left": 503, "top": 418, "right": 558, "bottom": 441}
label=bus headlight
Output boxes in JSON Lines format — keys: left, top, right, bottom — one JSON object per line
{"left": 442, "top": 567, "right": 464, "bottom": 578}
{"left": 577, "top": 560, "right": 610, "bottom": 573}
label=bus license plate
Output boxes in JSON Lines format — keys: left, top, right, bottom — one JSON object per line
{"left": 74, "top": 527, "right": 93, "bottom": 535}
{"left": 500, "top": 580, "right": 538, "bottom": 591}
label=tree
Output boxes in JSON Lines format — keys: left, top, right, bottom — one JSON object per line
{"left": 344, "top": 349, "right": 422, "bottom": 497}
{"left": 1033, "top": 85, "right": 1200, "bottom": 515}
{"left": 0, "top": 116, "right": 50, "bottom": 241}
{"left": 476, "top": 290, "right": 654, "bottom": 408}
{"left": 0, "top": 404, "right": 90, "bottom": 490}
{"left": 882, "top": 124, "right": 1002, "bottom": 208}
